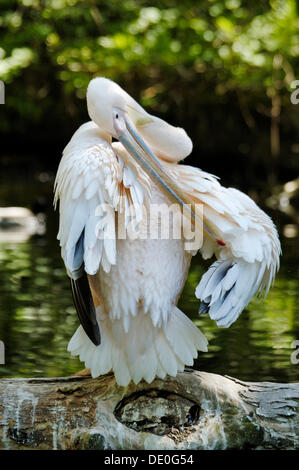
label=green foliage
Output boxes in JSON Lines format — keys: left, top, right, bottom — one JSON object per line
{"left": 0, "top": 0, "right": 298, "bottom": 191}
{"left": 1, "top": 1, "right": 297, "bottom": 94}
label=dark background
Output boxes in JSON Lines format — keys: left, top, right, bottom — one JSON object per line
{"left": 0, "top": 0, "right": 298, "bottom": 199}
{"left": 0, "top": 0, "right": 298, "bottom": 382}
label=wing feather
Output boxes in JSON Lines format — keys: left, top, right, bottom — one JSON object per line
{"left": 166, "top": 162, "right": 281, "bottom": 327}
{"left": 55, "top": 121, "right": 151, "bottom": 343}
{"left": 70, "top": 272, "right": 101, "bottom": 345}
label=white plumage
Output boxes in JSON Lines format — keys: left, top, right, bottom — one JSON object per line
{"left": 54, "top": 77, "right": 280, "bottom": 386}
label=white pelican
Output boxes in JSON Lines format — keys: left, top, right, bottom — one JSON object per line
{"left": 54, "top": 78, "right": 281, "bottom": 386}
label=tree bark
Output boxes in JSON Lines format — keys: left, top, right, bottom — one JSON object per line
{"left": 0, "top": 370, "right": 298, "bottom": 450}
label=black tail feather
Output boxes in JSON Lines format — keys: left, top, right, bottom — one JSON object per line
{"left": 70, "top": 272, "right": 101, "bottom": 346}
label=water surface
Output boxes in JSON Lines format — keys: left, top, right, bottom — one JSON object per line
{"left": 0, "top": 174, "right": 298, "bottom": 383}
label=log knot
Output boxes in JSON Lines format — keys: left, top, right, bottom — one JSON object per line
{"left": 114, "top": 388, "right": 200, "bottom": 437}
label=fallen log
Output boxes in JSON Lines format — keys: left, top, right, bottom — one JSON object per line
{"left": 0, "top": 370, "right": 298, "bottom": 450}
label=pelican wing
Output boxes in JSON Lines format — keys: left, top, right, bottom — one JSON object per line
{"left": 166, "top": 162, "right": 281, "bottom": 327}
{"left": 55, "top": 122, "right": 150, "bottom": 343}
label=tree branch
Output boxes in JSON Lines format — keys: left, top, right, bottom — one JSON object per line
{"left": 0, "top": 370, "right": 298, "bottom": 450}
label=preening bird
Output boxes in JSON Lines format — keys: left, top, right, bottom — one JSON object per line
{"left": 54, "top": 77, "right": 281, "bottom": 386}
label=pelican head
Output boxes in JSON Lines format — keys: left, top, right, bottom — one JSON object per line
{"left": 86, "top": 77, "right": 223, "bottom": 244}
{"left": 87, "top": 77, "right": 192, "bottom": 159}
{"left": 87, "top": 77, "right": 131, "bottom": 137}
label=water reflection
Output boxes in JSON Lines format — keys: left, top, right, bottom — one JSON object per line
{"left": 0, "top": 178, "right": 298, "bottom": 382}
{"left": 0, "top": 239, "right": 82, "bottom": 377}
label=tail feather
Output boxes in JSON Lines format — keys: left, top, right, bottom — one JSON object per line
{"left": 68, "top": 306, "right": 208, "bottom": 386}
{"left": 165, "top": 309, "right": 198, "bottom": 366}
